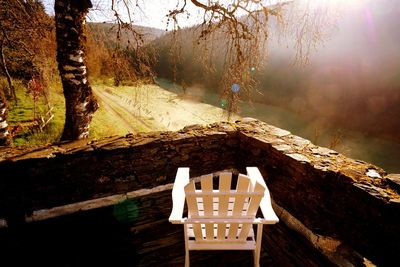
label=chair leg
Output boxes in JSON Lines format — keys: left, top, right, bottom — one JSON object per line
{"left": 185, "top": 252, "right": 190, "bottom": 267}
{"left": 254, "top": 224, "right": 263, "bottom": 267}
{"left": 184, "top": 224, "right": 190, "bottom": 267}
{"left": 253, "top": 251, "right": 259, "bottom": 267}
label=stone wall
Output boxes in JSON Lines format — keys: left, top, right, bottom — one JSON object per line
{"left": 0, "top": 119, "right": 399, "bottom": 265}
{"left": 237, "top": 119, "right": 400, "bottom": 266}
{"left": 0, "top": 123, "right": 238, "bottom": 220}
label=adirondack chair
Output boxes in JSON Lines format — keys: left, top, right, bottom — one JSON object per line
{"left": 169, "top": 167, "right": 279, "bottom": 267}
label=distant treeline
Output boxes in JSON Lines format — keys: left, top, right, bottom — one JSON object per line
{"left": 86, "top": 23, "right": 164, "bottom": 85}
{"left": 153, "top": 28, "right": 223, "bottom": 92}
{"left": 0, "top": 6, "right": 164, "bottom": 92}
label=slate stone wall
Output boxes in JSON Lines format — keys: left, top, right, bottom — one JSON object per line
{"left": 0, "top": 123, "right": 238, "bottom": 220}
{"left": 0, "top": 119, "right": 399, "bottom": 265}
{"left": 236, "top": 118, "right": 400, "bottom": 266}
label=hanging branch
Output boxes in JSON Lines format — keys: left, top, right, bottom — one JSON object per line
{"left": 163, "top": 0, "right": 331, "bottom": 118}
{"left": 109, "top": 0, "right": 156, "bottom": 82}
{"left": 165, "top": 0, "right": 289, "bottom": 116}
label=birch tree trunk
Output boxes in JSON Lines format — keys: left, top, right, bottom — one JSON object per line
{"left": 55, "top": 0, "right": 98, "bottom": 141}
{"left": 0, "top": 87, "right": 10, "bottom": 146}
{"left": 0, "top": 36, "right": 16, "bottom": 102}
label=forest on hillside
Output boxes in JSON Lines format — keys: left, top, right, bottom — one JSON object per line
{"left": 154, "top": 0, "right": 400, "bottom": 143}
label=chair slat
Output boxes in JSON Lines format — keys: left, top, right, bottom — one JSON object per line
{"left": 218, "top": 172, "right": 232, "bottom": 216}
{"left": 188, "top": 225, "right": 255, "bottom": 239}
{"left": 217, "top": 172, "right": 232, "bottom": 240}
{"left": 185, "top": 181, "right": 198, "bottom": 216}
{"left": 201, "top": 174, "right": 213, "bottom": 216}
{"left": 238, "top": 224, "right": 253, "bottom": 241}
{"left": 185, "top": 181, "right": 203, "bottom": 240}
{"left": 238, "top": 182, "right": 265, "bottom": 240}
{"left": 232, "top": 175, "right": 251, "bottom": 216}
{"left": 246, "top": 182, "right": 265, "bottom": 216}
{"left": 201, "top": 174, "right": 214, "bottom": 240}
{"left": 216, "top": 223, "right": 226, "bottom": 241}
{"left": 228, "top": 174, "right": 250, "bottom": 240}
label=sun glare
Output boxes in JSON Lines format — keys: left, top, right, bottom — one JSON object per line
{"left": 305, "top": 0, "right": 365, "bottom": 10}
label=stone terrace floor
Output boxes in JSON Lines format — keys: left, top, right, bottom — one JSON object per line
{"left": 0, "top": 192, "right": 333, "bottom": 267}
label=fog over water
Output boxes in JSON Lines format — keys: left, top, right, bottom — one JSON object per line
{"left": 158, "top": 78, "right": 400, "bottom": 173}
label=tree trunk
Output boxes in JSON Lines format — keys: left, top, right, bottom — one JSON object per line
{"left": 55, "top": 0, "right": 98, "bottom": 141}
{"left": 0, "top": 87, "right": 11, "bottom": 146}
{"left": 0, "top": 37, "right": 17, "bottom": 103}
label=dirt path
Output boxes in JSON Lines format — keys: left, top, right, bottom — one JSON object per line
{"left": 93, "top": 87, "right": 157, "bottom": 133}
{"left": 92, "top": 84, "right": 238, "bottom": 134}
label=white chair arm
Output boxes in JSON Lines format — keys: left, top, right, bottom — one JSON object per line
{"left": 169, "top": 167, "right": 190, "bottom": 224}
{"left": 247, "top": 167, "right": 279, "bottom": 224}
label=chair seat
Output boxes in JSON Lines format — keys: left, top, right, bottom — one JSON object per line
{"left": 188, "top": 240, "right": 257, "bottom": 250}
{"left": 188, "top": 225, "right": 255, "bottom": 241}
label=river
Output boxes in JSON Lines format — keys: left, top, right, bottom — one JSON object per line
{"left": 157, "top": 78, "right": 400, "bottom": 173}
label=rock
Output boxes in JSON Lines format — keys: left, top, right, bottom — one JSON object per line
{"left": 386, "top": 174, "right": 400, "bottom": 192}
{"left": 272, "top": 144, "right": 292, "bottom": 153}
{"left": 181, "top": 124, "right": 204, "bottom": 131}
{"left": 290, "top": 135, "right": 312, "bottom": 148}
{"left": 311, "top": 147, "right": 338, "bottom": 156}
{"left": 267, "top": 125, "right": 291, "bottom": 137}
{"left": 238, "top": 117, "right": 258, "bottom": 123}
{"left": 286, "top": 153, "right": 311, "bottom": 163}
{"left": 366, "top": 169, "right": 382, "bottom": 179}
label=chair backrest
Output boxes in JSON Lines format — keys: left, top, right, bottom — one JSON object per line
{"left": 184, "top": 172, "right": 265, "bottom": 242}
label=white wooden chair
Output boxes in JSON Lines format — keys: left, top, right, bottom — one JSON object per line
{"left": 169, "top": 167, "right": 279, "bottom": 267}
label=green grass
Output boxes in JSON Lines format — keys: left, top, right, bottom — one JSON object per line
{"left": 7, "top": 79, "right": 65, "bottom": 146}
{"left": 89, "top": 98, "right": 131, "bottom": 139}
{"left": 6, "top": 78, "right": 159, "bottom": 145}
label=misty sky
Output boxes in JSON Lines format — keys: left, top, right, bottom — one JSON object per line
{"left": 41, "top": 0, "right": 359, "bottom": 30}
{"left": 42, "top": 0, "right": 211, "bottom": 29}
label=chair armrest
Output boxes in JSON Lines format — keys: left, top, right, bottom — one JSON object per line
{"left": 247, "top": 167, "right": 279, "bottom": 224}
{"left": 169, "top": 167, "right": 190, "bottom": 224}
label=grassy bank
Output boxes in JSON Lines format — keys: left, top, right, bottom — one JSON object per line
{"left": 6, "top": 80, "right": 65, "bottom": 146}
{"left": 6, "top": 79, "right": 162, "bottom": 145}
{"left": 6, "top": 78, "right": 233, "bottom": 146}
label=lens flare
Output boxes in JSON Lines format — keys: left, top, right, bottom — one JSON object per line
{"left": 113, "top": 199, "right": 139, "bottom": 224}
{"left": 220, "top": 99, "right": 227, "bottom": 109}
{"left": 231, "top": 83, "right": 240, "bottom": 93}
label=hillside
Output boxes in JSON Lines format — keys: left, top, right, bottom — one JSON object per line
{"left": 87, "top": 22, "right": 165, "bottom": 48}
{"left": 151, "top": 0, "right": 400, "bottom": 143}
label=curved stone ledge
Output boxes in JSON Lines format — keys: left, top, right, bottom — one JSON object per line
{"left": 0, "top": 118, "right": 399, "bottom": 265}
